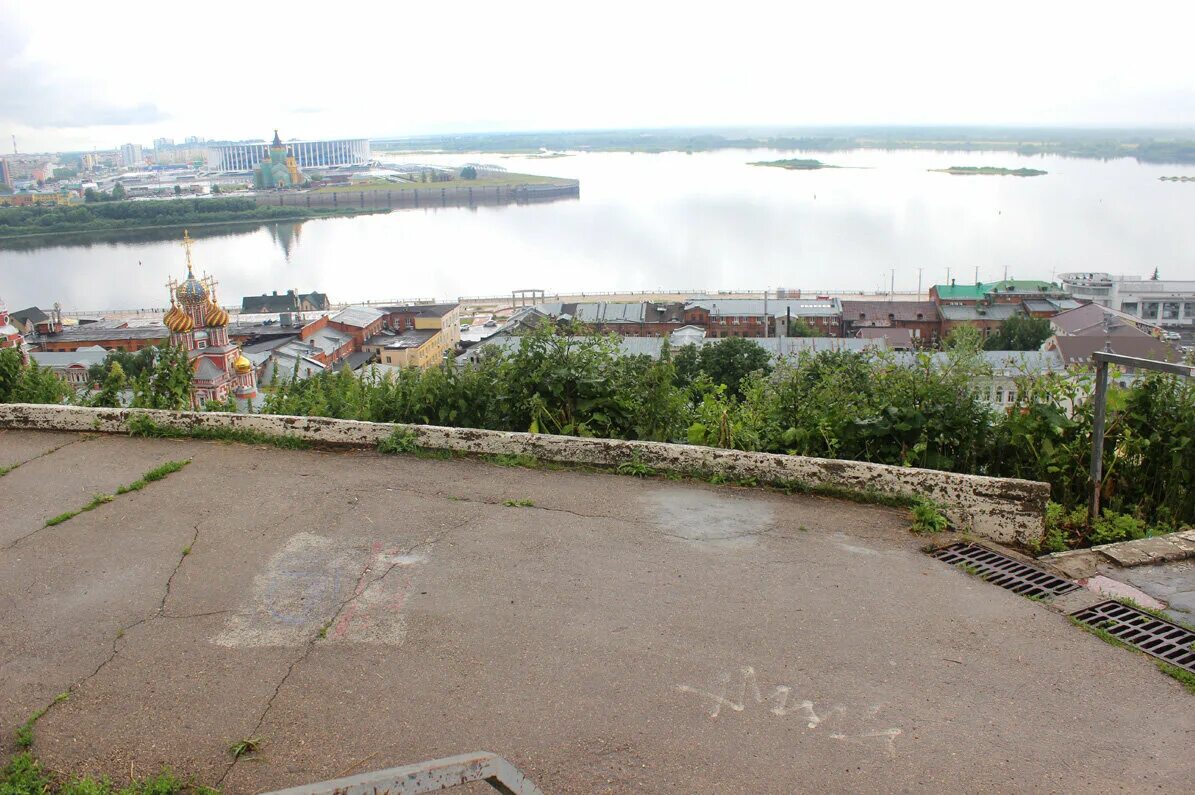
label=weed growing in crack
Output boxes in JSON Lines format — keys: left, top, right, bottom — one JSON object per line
{"left": 116, "top": 460, "right": 190, "bottom": 495}
{"left": 910, "top": 498, "right": 949, "bottom": 534}
{"left": 12, "top": 693, "right": 68, "bottom": 750}
{"left": 128, "top": 414, "right": 309, "bottom": 450}
{"left": 42, "top": 462, "right": 190, "bottom": 529}
{"left": 502, "top": 499, "right": 535, "bottom": 508}
{"left": 0, "top": 464, "right": 14, "bottom": 477}
{"left": 616, "top": 453, "right": 656, "bottom": 478}
{"left": 376, "top": 428, "right": 418, "bottom": 455}
{"left": 1157, "top": 661, "right": 1195, "bottom": 694}
{"left": 1112, "top": 597, "right": 1195, "bottom": 631}
{"left": 1069, "top": 616, "right": 1133, "bottom": 651}
{"left": 483, "top": 453, "right": 540, "bottom": 469}
{"left": 227, "top": 737, "right": 263, "bottom": 760}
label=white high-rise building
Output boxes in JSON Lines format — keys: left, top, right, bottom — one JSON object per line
{"left": 120, "top": 143, "right": 144, "bottom": 168}
{"left": 1060, "top": 272, "right": 1195, "bottom": 328}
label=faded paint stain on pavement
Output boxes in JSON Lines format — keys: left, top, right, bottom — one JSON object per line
{"left": 214, "top": 532, "right": 426, "bottom": 648}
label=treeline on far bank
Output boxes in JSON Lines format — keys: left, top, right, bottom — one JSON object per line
{"left": 3, "top": 327, "right": 1193, "bottom": 551}
{"left": 0, "top": 197, "right": 364, "bottom": 238}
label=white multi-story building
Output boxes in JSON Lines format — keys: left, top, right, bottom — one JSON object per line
{"left": 1059, "top": 272, "right": 1195, "bottom": 328}
{"left": 120, "top": 143, "right": 143, "bottom": 167}
{"left": 206, "top": 138, "right": 370, "bottom": 173}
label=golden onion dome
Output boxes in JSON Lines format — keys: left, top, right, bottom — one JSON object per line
{"left": 205, "top": 299, "right": 229, "bottom": 327}
{"left": 163, "top": 303, "right": 194, "bottom": 333}
{"left": 234, "top": 353, "right": 252, "bottom": 374}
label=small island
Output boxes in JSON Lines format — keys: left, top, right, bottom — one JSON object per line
{"left": 931, "top": 166, "right": 1047, "bottom": 177}
{"left": 751, "top": 158, "right": 839, "bottom": 170}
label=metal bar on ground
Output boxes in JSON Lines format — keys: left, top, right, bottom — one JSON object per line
{"left": 259, "top": 752, "right": 544, "bottom": 795}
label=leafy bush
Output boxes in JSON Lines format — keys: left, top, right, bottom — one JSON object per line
{"left": 1089, "top": 510, "right": 1147, "bottom": 546}
{"left": 377, "top": 427, "right": 418, "bottom": 455}
{"left": 910, "top": 498, "right": 949, "bottom": 534}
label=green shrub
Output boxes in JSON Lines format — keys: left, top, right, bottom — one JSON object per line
{"left": 376, "top": 428, "right": 418, "bottom": 455}
{"left": 1089, "top": 510, "right": 1147, "bottom": 545}
{"left": 910, "top": 498, "right": 949, "bottom": 534}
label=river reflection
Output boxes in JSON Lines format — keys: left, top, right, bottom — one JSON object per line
{"left": 2, "top": 148, "right": 1193, "bottom": 311}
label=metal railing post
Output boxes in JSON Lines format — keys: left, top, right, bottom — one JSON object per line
{"left": 1088, "top": 358, "right": 1109, "bottom": 522}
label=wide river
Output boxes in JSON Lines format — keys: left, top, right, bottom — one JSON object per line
{"left": 3, "top": 148, "right": 1194, "bottom": 311}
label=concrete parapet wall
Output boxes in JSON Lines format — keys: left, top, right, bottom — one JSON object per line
{"left": 0, "top": 403, "right": 1048, "bottom": 545}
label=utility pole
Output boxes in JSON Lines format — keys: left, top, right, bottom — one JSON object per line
{"left": 763, "top": 287, "right": 769, "bottom": 339}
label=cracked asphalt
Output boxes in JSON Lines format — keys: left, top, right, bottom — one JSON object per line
{"left": 1, "top": 429, "right": 1193, "bottom": 794}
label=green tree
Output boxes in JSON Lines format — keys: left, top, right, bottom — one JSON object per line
{"left": 173, "top": 185, "right": 182, "bottom": 196}
{"left": 0, "top": 348, "right": 23, "bottom": 401}
{"left": 983, "top": 315, "right": 1052, "bottom": 351}
{"left": 460, "top": 166, "right": 478, "bottom": 180}
{"left": 91, "top": 361, "right": 126, "bottom": 407}
{"left": 0, "top": 348, "right": 73, "bottom": 405}
{"left": 83, "top": 187, "right": 100, "bottom": 203}
{"left": 131, "top": 344, "right": 192, "bottom": 410}
{"left": 110, "top": 182, "right": 126, "bottom": 200}
{"left": 787, "top": 318, "right": 818, "bottom": 337}
{"left": 697, "top": 337, "right": 772, "bottom": 396}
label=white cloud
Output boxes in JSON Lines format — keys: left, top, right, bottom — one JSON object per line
{"left": 2, "top": 0, "right": 1193, "bottom": 152}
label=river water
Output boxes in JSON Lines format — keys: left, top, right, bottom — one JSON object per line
{"left": 2, "top": 148, "right": 1193, "bottom": 311}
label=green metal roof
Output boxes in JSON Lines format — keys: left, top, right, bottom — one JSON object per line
{"left": 933, "top": 280, "right": 1061, "bottom": 300}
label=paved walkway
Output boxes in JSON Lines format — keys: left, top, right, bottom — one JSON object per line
{"left": 1, "top": 430, "right": 1192, "bottom": 793}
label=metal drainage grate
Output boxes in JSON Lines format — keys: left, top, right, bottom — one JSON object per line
{"left": 1071, "top": 600, "right": 1195, "bottom": 674}
{"left": 930, "top": 542, "right": 1081, "bottom": 599}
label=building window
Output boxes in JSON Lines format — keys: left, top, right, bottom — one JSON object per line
{"left": 1185, "top": 303, "right": 1195, "bottom": 318}
{"left": 1007, "top": 390, "right": 1016, "bottom": 404}
{"left": 1143, "top": 302, "right": 1160, "bottom": 319}
{"left": 995, "top": 387, "right": 1004, "bottom": 403}
{"left": 1121, "top": 302, "right": 1138, "bottom": 315}
{"left": 1163, "top": 302, "right": 1180, "bottom": 320}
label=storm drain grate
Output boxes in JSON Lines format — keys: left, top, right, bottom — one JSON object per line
{"left": 930, "top": 542, "right": 1081, "bottom": 599}
{"left": 1071, "top": 600, "right": 1195, "bottom": 674}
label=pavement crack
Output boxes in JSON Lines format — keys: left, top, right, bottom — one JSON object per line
{"left": 32, "top": 517, "right": 210, "bottom": 725}
{"left": 0, "top": 433, "right": 91, "bottom": 476}
{"left": 159, "top": 522, "right": 202, "bottom": 615}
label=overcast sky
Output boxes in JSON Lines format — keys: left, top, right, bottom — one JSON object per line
{"left": 3, "top": 0, "right": 1194, "bottom": 153}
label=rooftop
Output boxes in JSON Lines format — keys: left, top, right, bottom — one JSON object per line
{"left": 372, "top": 328, "right": 439, "bottom": 350}
{"left": 331, "top": 306, "right": 386, "bottom": 328}
{"left": 841, "top": 300, "right": 938, "bottom": 323}
{"left": 1, "top": 429, "right": 1191, "bottom": 792}
{"left": 938, "top": 303, "right": 1023, "bottom": 321}
{"left": 381, "top": 303, "right": 460, "bottom": 318}
{"left": 933, "top": 280, "right": 1064, "bottom": 301}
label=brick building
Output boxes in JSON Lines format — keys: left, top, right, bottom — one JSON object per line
{"left": 840, "top": 300, "right": 939, "bottom": 345}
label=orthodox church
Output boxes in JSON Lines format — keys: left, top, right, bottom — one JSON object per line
{"left": 253, "top": 130, "right": 304, "bottom": 189}
{"left": 164, "top": 231, "right": 257, "bottom": 407}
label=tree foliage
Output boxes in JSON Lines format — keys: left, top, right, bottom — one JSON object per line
{"left": 983, "top": 315, "right": 1052, "bottom": 351}
{"left": 5, "top": 325, "right": 1193, "bottom": 546}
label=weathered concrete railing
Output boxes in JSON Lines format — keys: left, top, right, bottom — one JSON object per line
{"left": 0, "top": 403, "right": 1048, "bottom": 545}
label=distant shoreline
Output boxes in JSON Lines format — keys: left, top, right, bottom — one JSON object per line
{"left": 371, "top": 128, "right": 1195, "bottom": 165}
{"left": 930, "top": 166, "right": 1048, "bottom": 177}
{"left": 750, "top": 158, "right": 840, "bottom": 171}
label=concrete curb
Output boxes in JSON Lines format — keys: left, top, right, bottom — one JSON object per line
{"left": 0, "top": 403, "right": 1049, "bottom": 545}
{"left": 1042, "top": 529, "right": 1195, "bottom": 578}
